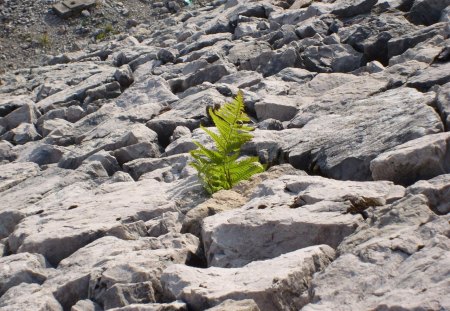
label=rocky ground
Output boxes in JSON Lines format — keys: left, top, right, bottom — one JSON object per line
{"left": 0, "top": 0, "right": 449, "bottom": 310}
{"left": 0, "top": 0, "right": 194, "bottom": 73}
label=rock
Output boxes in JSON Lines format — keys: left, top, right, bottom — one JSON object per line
{"left": 406, "top": 174, "right": 450, "bottom": 214}
{"left": 370, "top": 132, "right": 450, "bottom": 186}
{"left": 66, "top": 106, "right": 85, "bottom": 123}
{"left": 436, "top": 82, "right": 450, "bottom": 129}
{"left": 157, "top": 48, "right": 178, "bottom": 64}
{"left": 16, "top": 143, "right": 66, "bottom": 166}
{"left": 0, "top": 283, "right": 63, "bottom": 311}
{"left": 0, "top": 162, "right": 40, "bottom": 193}
{"left": 85, "top": 81, "right": 122, "bottom": 102}
{"left": 115, "top": 76, "right": 178, "bottom": 109}
{"left": 274, "top": 67, "right": 317, "bottom": 83}
{"left": 202, "top": 174, "right": 404, "bottom": 268}
{"left": 71, "top": 299, "right": 102, "bottom": 311}
{"left": 387, "top": 22, "right": 447, "bottom": 59}
{"left": 285, "top": 87, "right": 443, "bottom": 180}
{"left": 0, "top": 140, "right": 16, "bottom": 162}
{"left": 217, "top": 70, "right": 263, "bottom": 89}
{"left": 124, "top": 153, "right": 191, "bottom": 181}
{"left": 255, "top": 95, "right": 306, "bottom": 121}
{"left": 205, "top": 299, "right": 260, "bottom": 311}
{"left": 146, "top": 212, "right": 184, "bottom": 237}
{"left": 108, "top": 301, "right": 188, "bottom": 310}
{"left": 47, "top": 233, "right": 201, "bottom": 309}
{"left": 0, "top": 253, "right": 49, "bottom": 296}
{"left": 114, "top": 142, "right": 161, "bottom": 165}
{"left": 408, "top": 0, "right": 450, "bottom": 25}
{"left": 301, "top": 44, "right": 363, "bottom": 73}
{"left": 169, "top": 126, "right": 191, "bottom": 142}
{"left": 331, "top": 0, "right": 378, "bottom": 17}
{"left": 0, "top": 96, "right": 33, "bottom": 118}
{"left": 162, "top": 245, "right": 335, "bottom": 311}
{"left": 303, "top": 195, "right": 449, "bottom": 310}
{"left": 114, "top": 65, "right": 134, "bottom": 88}
{"left": 41, "top": 118, "right": 73, "bottom": 137}
{"left": 1, "top": 102, "right": 41, "bottom": 134}
{"left": 406, "top": 61, "right": 450, "bottom": 91}
{"left": 2, "top": 123, "right": 41, "bottom": 145}
{"left": 6, "top": 179, "right": 180, "bottom": 267}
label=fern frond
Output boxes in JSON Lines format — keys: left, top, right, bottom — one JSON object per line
{"left": 189, "top": 90, "right": 265, "bottom": 194}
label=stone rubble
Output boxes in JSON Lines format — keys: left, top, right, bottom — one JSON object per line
{"left": 0, "top": 0, "right": 449, "bottom": 310}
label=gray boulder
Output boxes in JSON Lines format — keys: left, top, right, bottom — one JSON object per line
{"left": 303, "top": 195, "right": 450, "bottom": 310}
{"left": 370, "top": 132, "right": 450, "bottom": 186}
{"left": 0, "top": 253, "right": 50, "bottom": 296}
{"left": 162, "top": 245, "right": 335, "bottom": 311}
{"left": 406, "top": 174, "right": 450, "bottom": 214}
{"left": 301, "top": 44, "right": 363, "bottom": 73}
{"left": 409, "top": 0, "right": 450, "bottom": 25}
{"left": 202, "top": 174, "right": 404, "bottom": 268}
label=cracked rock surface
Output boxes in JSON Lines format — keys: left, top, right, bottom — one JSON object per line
{"left": 0, "top": 0, "right": 449, "bottom": 310}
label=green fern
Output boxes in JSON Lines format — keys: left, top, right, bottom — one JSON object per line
{"left": 190, "top": 91, "right": 265, "bottom": 194}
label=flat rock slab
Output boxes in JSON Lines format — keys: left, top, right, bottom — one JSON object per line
{"left": 0, "top": 162, "right": 40, "bottom": 193}
{"left": 282, "top": 87, "right": 443, "bottom": 180}
{"left": 6, "top": 178, "right": 177, "bottom": 266}
{"left": 370, "top": 132, "right": 450, "bottom": 186}
{"left": 53, "top": 0, "right": 96, "bottom": 18}
{"left": 202, "top": 174, "right": 404, "bottom": 268}
{"left": 161, "top": 245, "right": 335, "bottom": 311}
{"left": 303, "top": 195, "right": 450, "bottom": 310}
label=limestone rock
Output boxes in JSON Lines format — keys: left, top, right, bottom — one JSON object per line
{"left": 406, "top": 174, "right": 450, "bottom": 214}
{"left": 162, "top": 245, "right": 335, "bottom": 311}
{"left": 303, "top": 195, "right": 450, "bottom": 310}
{"left": 202, "top": 174, "right": 404, "bottom": 268}
{"left": 0, "top": 252, "right": 49, "bottom": 296}
{"left": 370, "top": 132, "right": 450, "bottom": 186}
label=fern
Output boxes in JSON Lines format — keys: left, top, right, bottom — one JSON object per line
{"left": 190, "top": 91, "right": 265, "bottom": 194}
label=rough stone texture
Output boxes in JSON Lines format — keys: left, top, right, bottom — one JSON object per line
{"left": 0, "top": 252, "right": 50, "bottom": 296}
{"left": 202, "top": 174, "right": 404, "bottom": 268}
{"left": 162, "top": 245, "right": 335, "bottom": 311}
{"left": 205, "top": 299, "right": 260, "bottom": 311}
{"left": 0, "top": 0, "right": 449, "bottom": 310}
{"left": 370, "top": 132, "right": 450, "bottom": 186}
{"left": 0, "top": 283, "right": 63, "bottom": 311}
{"left": 109, "top": 301, "right": 188, "bottom": 311}
{"left": 406, "top": 174, "right": 450, "bottom": 214}
{"left": 303, "top": 195, "right": 450, "bottom": 311}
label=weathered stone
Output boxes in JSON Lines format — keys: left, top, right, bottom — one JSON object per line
{"left": 408, "top": 0, "right": 450, "bottom": 25}
{"left": 331, "top": 0, "right": 377, "bottom": 17}
{"left": 47, "top": 233, "right": 201, "bottom": 309}
{"left": 0, "top": 283, "right": 63, "bottom": 311}
{"left": 115, "top": 76, "right": 177, "bottom": 109}
{"left": 301, "top": 44, "right": 363, "bottom": 73}
{"left": 370, "top": 132, "right": 450, "bottom": 186}
{"left": 406, "top": 61, "right": 450, "bottom": 91}
{"left": 108, "top": 301, "right": 188, "bottom": 311}
{"left": 303, "top": 195, "right": 449, "bottom": 310}
{"left": 114, "top": 65, "right": 134, "bottom": 88}
{"left": 0, "top": 140, "right": 16, "bottom": 162}
{"left": 0, "top": 253, "right": 49, "bottom": 296}
{"left": 71, "top": 299, "right": 102, "bottom": 311}
{"left": 162, "top": 245, "right": 335, "bottom": 311}
{"left": 205, "top": 299, "right": 260, "bottom": 311}
{"left": 1, "top": 103, "right": 41, "bottom": 134}
{"left": 285, "top": 88, "right": 443, "bottom": 180}
{"left": 436, "top": 82, "right": 450, "bottom": 130}
{"left": 0, "top": 162, "right": 40, "bottom": 193}
{"left": 406, "top": 174, "right": 450, "bottom": 214}
{"left": 202, "top": 174, "right": 404, "bottom": 268}
{"left": 2, "top": 123, "right": 42, "bottom": 144}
